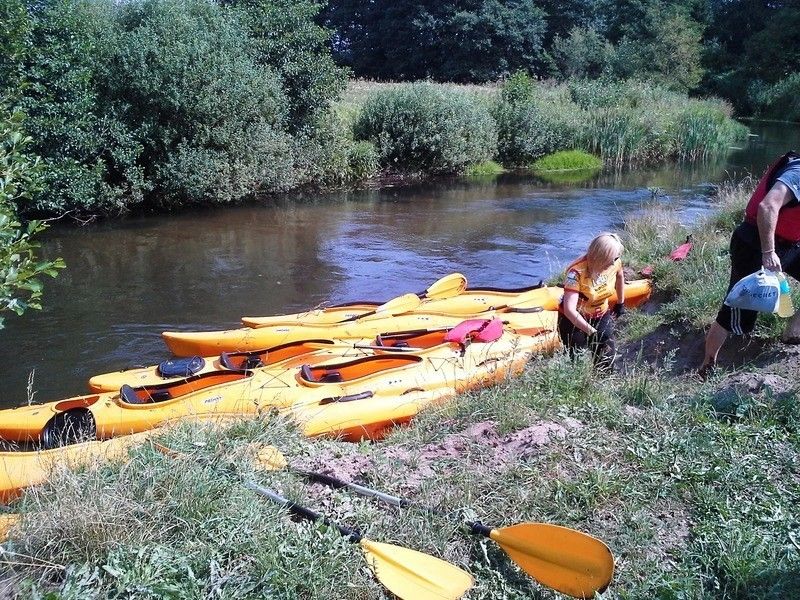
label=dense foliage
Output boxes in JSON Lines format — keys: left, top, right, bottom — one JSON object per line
{"left": 322, "top": 0, "right": 549, "bottom": 82}
{"left": 489, "top": 74, "right": 747, "bottom": 167}
{"left": 322, "top": 0, "right": 800, "bottom": 113}
{"left": 0, "top": 0, "right": 351, "bottom": 217}
{"left": 0, "top": 107, "right": 64, "bottom": 328}
{"left": 354, "top": 83, "right": 497, "bottom": 173}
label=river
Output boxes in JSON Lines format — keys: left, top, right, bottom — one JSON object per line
{"left": 1, "top": 120, "right": 796, "bottom": 406}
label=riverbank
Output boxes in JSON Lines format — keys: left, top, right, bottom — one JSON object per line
{"left": 1, "top": 178, "right": 799, "bottom": 598}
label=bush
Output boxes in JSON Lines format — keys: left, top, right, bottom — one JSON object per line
{"left": 292, "top": 110, "right": 377, "bottom": 186}
{"left": 354, "top": 83, "right": 497, "bottom": 174}
{"left": 2, "top": 0, "right": 348, "bottom": 217}
{"left": 669, "top": 102, "right": 749, "bottom": 160}
{"left": 0, "top": 107, "right": 64, "bottom": 327}
{"left": 493, "top": 77, "right": 580, "bottom": 165}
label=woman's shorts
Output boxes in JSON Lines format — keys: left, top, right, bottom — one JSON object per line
{"left": 715, "top": 221, "right": 800, "bottom": 335}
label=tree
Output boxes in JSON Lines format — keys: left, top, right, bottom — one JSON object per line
{"left": 222, "top": 0, "right": 348, "bottom": 130}
{"left": 321, "top": 0, "right": 549, "bottom": 82}
{"left": 0, "top": 107, "right": 64, "bottom": 328}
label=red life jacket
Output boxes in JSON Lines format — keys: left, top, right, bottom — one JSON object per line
{"left": 744, "top": 151, "right": 800, "bottom": 243}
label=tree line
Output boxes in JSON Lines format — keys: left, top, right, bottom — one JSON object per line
{"left": 320, "top": 0, "right": 799, "bottom": 118}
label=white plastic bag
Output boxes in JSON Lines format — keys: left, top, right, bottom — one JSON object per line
{"left": 724, "top": 268, "right": 781, "bottom": 313}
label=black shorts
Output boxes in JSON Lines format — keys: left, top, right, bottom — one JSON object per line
{"left": 557, "top": 311, "right": 616, "bottom": 366}
{"left": 715, "top": 222, "right": 800, "bottom": 334}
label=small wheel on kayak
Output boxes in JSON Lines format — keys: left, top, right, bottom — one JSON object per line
{"left": 41, "top": 409, "right": 97, "bottom": 450}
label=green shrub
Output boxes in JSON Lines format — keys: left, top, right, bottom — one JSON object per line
{"left": 109, "top": 0, "right": 295, "bottom": 207}
{"left": 4, "top": 0, "right": 348, "bottom": 217}
{"left": 353, "top": 82, "right": 497, "bottom": 174}
{"left": 293, "top": 110, "right": 377, "bottom": 186}
{"left": 493, "top": 83, "right": 580, "bottom": 165}
{"left": 347, "top": 141, "right": 379, "bottom": 181}
{"left": 669, "top": 102, "right": 749, "bottom": 160}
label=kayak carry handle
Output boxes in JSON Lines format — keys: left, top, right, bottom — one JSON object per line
{"left": 320, "top": 391, "right": 374, "bottom": 405}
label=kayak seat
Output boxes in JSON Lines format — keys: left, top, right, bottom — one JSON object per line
{"left": 319, "top": 371, "right": 343, "bottom": 383}
{"left": 300, "top": 364, "right": 343, "bottom": 383}
{"left": 220, "top": 351, "right": 265, "bottom": 371}
{"left": 120, "top": 384, "right": 149, "bottom": 404}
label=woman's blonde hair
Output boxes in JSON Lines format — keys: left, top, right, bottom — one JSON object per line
{"left": 586, "top": 232, "right": 623, "bottom": 275}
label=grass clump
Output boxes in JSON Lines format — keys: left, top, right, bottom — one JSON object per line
{"left": 530, "top": 150, "right": 602, "bottom": 172}
{"left": 464, "top": 160, "right": 506, "bottom": 178}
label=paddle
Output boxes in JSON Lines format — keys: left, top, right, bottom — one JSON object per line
{"left": 253, "top": 448, "right": 614, "bottom": 599}
{"left": 420, "top": 273, "right": 467, "bottom": 300}
{"left": 155, "top": 444, "right": 473, "bottom": 600}
{"left": 248, "top": 482, "right": 474, "bottom": 600}
{"left": 340, "top": 292, "right": 422, "bottom": 323}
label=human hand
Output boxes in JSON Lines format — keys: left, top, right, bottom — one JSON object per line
{"left": 612, "top": 303, "right": 626, "bottom": 318}
{"left": 762, "top": 250, "right": 782, "bottom": 272}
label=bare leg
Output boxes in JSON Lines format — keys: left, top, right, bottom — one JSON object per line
{"left": 701, "top": 321, "right": 729, "bottom": 370}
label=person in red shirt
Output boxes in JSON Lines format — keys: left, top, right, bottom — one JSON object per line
{"left": 559, "top": 232, "right": 626, "bottom": 369}
{"left": 700, "top": 151, "right": 800, "bottom": 377}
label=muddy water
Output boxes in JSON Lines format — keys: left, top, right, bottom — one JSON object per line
{"left": 1, "top": 121, "right": 796, "bottom": 406}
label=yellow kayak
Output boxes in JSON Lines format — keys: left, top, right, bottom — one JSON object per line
{"left": 0, "top": 314, "right": 558, "bottom": 447}
{"left": 242, "top": 279, "right": 652, "bottom": 327}
{"left": 88, "top": 339, "right": 366, "bottom": 392}
{"left": 0, "top": 371, "right": 264, "bottom": 447}
{"left": 165, "top": 280, "right": 650, "bottom": 357}
{"left": 0, "top": 431, "right": 149, "bottom": 502}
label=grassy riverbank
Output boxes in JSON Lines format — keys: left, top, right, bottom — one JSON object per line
{"left": 2, "top": 179, "right": 799, "bottom": 599}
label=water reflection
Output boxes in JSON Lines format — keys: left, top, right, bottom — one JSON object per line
{"left": 1, "top": 120, "right": 796, "bottom": 405}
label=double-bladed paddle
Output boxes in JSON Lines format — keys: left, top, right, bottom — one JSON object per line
{"left": 253, "top": 447, "right": 615, "bottom": 599}
{"left": 343, "top": 273, "right": 467, "bottom": 323}
{"left": 154, "top": 443, "right": 473, "bottom": 600}
{"left": 419, "top": 273, "right": 467, "bottom": 300}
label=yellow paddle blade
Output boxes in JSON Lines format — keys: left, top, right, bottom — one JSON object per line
{"left": 253, "top": 446, "right": 287, "bottom": 471}
{"left": 360, "top": 539, "right": 473, "bottom": 600}
{"left": 489, "top": 523, "right": 614, "bottom": 599}
{"left": 374, "top": 293, "right": 422, "bottom": 316}
{"left": 425, "top": 273, "right": 467, "bottom": 300}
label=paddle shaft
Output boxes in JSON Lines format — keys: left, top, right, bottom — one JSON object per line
{"left": 243, "top": 480, "right": 362, "bottom": 543}
{"left": 298, "top": 470, "right": 493, "bottom": 538}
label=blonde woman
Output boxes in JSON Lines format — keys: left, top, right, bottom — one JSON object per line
{"left": 558, "top": 232, "right": 626, "bottom": 368}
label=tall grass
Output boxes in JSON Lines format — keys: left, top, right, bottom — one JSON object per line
{"left": 342, "top": 77, "right": 746, "bottom": 173}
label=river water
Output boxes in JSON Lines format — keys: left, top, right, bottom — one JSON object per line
{"left": 1, "top": 121, "right": 796, "bottom": 406}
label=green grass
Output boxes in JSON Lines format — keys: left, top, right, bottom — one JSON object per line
{"left": 531, "top": 150, "right": 602, "bottom": 172}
